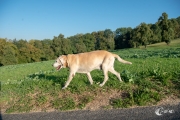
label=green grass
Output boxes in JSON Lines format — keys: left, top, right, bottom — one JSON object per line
{"left": 0, "top": 61, "right": 54, "bottom": 83}
{"left": 1, "top": 39, "right": 180, "bottom": 113}
{"left": 147, "top": 38, "right": 180, "bottom": 48}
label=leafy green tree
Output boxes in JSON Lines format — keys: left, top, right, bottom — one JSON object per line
{"left": 74, "top": 34, "right": 87, "bottom": 53}
{"left": 51, "top": 34, "right": 64, "bottom": 56}
{"left": 150, "top": 23, "right": 162, "bottom": 43}
{"left": 94, "top": 29, "right": 115, "bottom": 50}
{"left": 0, "top": 38, "right": 18, "bottom": 66}
{"left": 0, "top": 38, "right": 6, "bottom": 66}
{"left": 95, "top": 31, "right": 105, "bottom": 50}
{"left": 68, "top": 34, "right": 87, "bottom": 53}
{"left": 82, "top": 33, "right": 96, "bottom": 51}
{"left": 169, "top": 18, "right": 180, "bottom": 39}
{"left": 13, "top": 39, "right": 27, "bottom": 49}
{"left": 29, "top": 39, "right": 43, "bottom": 49}
{"left": 158, "top": 12, "right": 174, "bottom": 45}
{"left": 139, "top": 23, "right": 153, "bottom": 48}
{"left": 104, "top": 29, "right": 115, "bottom": 50}
{"left": 52, "top": 34, "right": 73, "bottom": 56}
{"left": 68, "top": 35, "right": 78, "bottom": 53}
{"left": 91, "top": 31, "right": 100, "bottom": 50}
{"left": 61, "top": 38, "right": 73, "bottom": 54}
{"left": 1, "top": 44, "right": 18, "bottom": 65}
{"left": 176, "top": 16, "right": 180, "bottom": 25}
{"left": 29, "top": 39, "right": 45, "bottom": 60}
{"left": 19, "top": 43, "right": 41, "bottom": 63}
{"left": 114, "top": 27, "right": 132, "bottom": 49}
{"left": 41, "top": 39, "right": 54, "bottom": 60}
{"left": 130, "top": 27, "right": 141, "bottom": 48}
{"left": 12, "top": 39, "right": 41, "bottom": 63}
{"left": 131, "top": 23, "right": 153, "bottom": 48}
{"left": 13, "top": 39, "right": 27, "bottom": 63}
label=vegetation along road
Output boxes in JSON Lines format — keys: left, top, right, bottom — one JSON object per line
{"left": 1, "top": 39, "right": 180, "bottom": 115}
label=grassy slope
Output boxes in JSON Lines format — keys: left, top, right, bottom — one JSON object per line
{"left": 147, "top": 38, "right": 180, "bottom": 47}
{"left": 0, "top": 39, "right": 180, "bottom": 113}
{"left": 0, "top": 61, "right": 54, "bottom": 83}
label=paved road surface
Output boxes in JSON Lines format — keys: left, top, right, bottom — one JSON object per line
{"left": 1, "top": 104, "right": 180, "bottom": 120}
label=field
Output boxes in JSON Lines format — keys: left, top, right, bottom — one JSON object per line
{"left": 1, "top": 39, "right": 180, "bottom": 113}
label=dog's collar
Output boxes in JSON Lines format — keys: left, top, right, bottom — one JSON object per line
{"left": 59, "top": 55, "right": 69, "bottom": 68}
{"left": 58, "top": 57, "right": 63, "bottom": 66}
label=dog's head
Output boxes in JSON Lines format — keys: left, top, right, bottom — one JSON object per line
{"left": 53, "top": 55, "right": 68, "bottom": 70}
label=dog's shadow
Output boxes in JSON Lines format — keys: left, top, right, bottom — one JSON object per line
{"left": 28, "top": 70, "right": 68, "bottom": 87}
{"left": 27, "top": 69, "right": 108, "bottom": 88}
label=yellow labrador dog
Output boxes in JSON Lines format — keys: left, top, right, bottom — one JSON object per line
{"left": 53, "top": 50, "right": 132, "bottom": 89}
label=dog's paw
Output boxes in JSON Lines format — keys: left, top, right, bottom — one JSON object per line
{"left": 99, "top": 84, "right": 104, "bottom": 87}
{"left": 62, "top": 87, "right": 67, "bottom": 89}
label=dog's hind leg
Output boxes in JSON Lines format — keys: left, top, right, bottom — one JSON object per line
{"left": 86, "top": 72, "right": 93, "bottom": 85}
{"left": 108, "top": 67, "right": 122, "bottom": 82}
{"left": 100, "top": 70, "right": 108, "bottom": 87}
{"left": 100, "top": 69, "right": 109, "bottom": 87}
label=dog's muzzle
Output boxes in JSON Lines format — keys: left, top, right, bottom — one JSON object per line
{"left": 56, "top": 65, "right": 62, "bottom": 70}
{"left": 53, "top": 62, "right": 62, "bottom": 71}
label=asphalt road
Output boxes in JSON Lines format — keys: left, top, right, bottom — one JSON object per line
{"left": 1, "top": 104, "right": 180, "bottom": 120}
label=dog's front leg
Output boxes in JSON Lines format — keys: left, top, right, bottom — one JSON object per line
{"left": 86, "top": 72, "right": 93, "bottom": 85}
{"left": 62, "top": 72, "right": 75, "bottom": 89}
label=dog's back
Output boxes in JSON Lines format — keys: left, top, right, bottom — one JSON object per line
{"left": 67, "top": 50, "right": 111, "bottom": 73}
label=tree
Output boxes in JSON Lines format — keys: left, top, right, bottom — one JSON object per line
{"left": 74, "top": 34, "right": 87, "bottom": 53}
{"left": 104, "top": 29, "right": 115, "bottom": 50}
{"left": 131, "top": 23, "right": 153, "bottom": 48}
{"left": 41, "top": 39, "right": 54, "bottom": 60}
{"left": 130, "top": 27, "right": 141, "bottom": 48}
{"left": 94, "top": 29, "right": 115, "bottom": 50}
{"left": 158, "top": 12, "right": 174, "bottom": 45}
{"left": 0, "top": 38, "right": 6, "bottom": 66}
{"left": 51, "top": 34, "right": 73, "bottom": 56}
{"left": 169, "top": 18, "right": 180, "bottom": 39}
{"left": 82, "top": 33, "right": 96, "bottom": 52}
{"left": 139, "top": 23, "right": 153, "bottom": 48}
{"left": 19, "top": 43, "right": 41, "bottom": 63}
{"left": 176, "top": 16, "right": 180, "bottom": 25}
{"left": 1, "top": 44, "right": 18, "bottom": 65}
{"left": 13, "top": 39, "right": 27, "bottom": 49}
{"left": 68, "top": 34, "right": 87, "bottom": 53}
{"left": 61, "top": 38, "right": 73, "bottom": 55}
{"left": 0, "top": 38, "right": 18, "bottom": 66}
{"left": 29, "top": 39, "right": 43, "bottom": 49}
{"left": 114, "top": 27, "right": 132, "bottom": 49}
{"left": 51, "top": 34, "right": 64, "bottom": 56}
{"left": 150, "top": 23, "right": 162, "bottom": 43}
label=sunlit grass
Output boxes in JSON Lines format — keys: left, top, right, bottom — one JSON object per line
{"left": 1, "top": 42, "right": 180, "bottom": 113}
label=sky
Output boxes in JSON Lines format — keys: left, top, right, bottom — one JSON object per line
{"left": 0, "top": 0, "right": 179, "bottom": 40}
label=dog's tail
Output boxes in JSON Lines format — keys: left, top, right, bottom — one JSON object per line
{"left": 113, "top": 54, "right": 132, "bottom": 64}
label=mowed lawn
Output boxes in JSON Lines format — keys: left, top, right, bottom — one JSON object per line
{"left": 0, "top": 39, "right": 180, "bottom": 113}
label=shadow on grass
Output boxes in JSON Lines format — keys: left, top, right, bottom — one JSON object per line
{"left": 28, "top": 72, "right": 96, "bottom": 87}
{"left": 28, "top": 72, "right": 67, "bottom": 88}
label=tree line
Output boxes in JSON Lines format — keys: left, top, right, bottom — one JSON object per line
{"left": 0, "top": 12, "right": 180, "bottom": 66}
